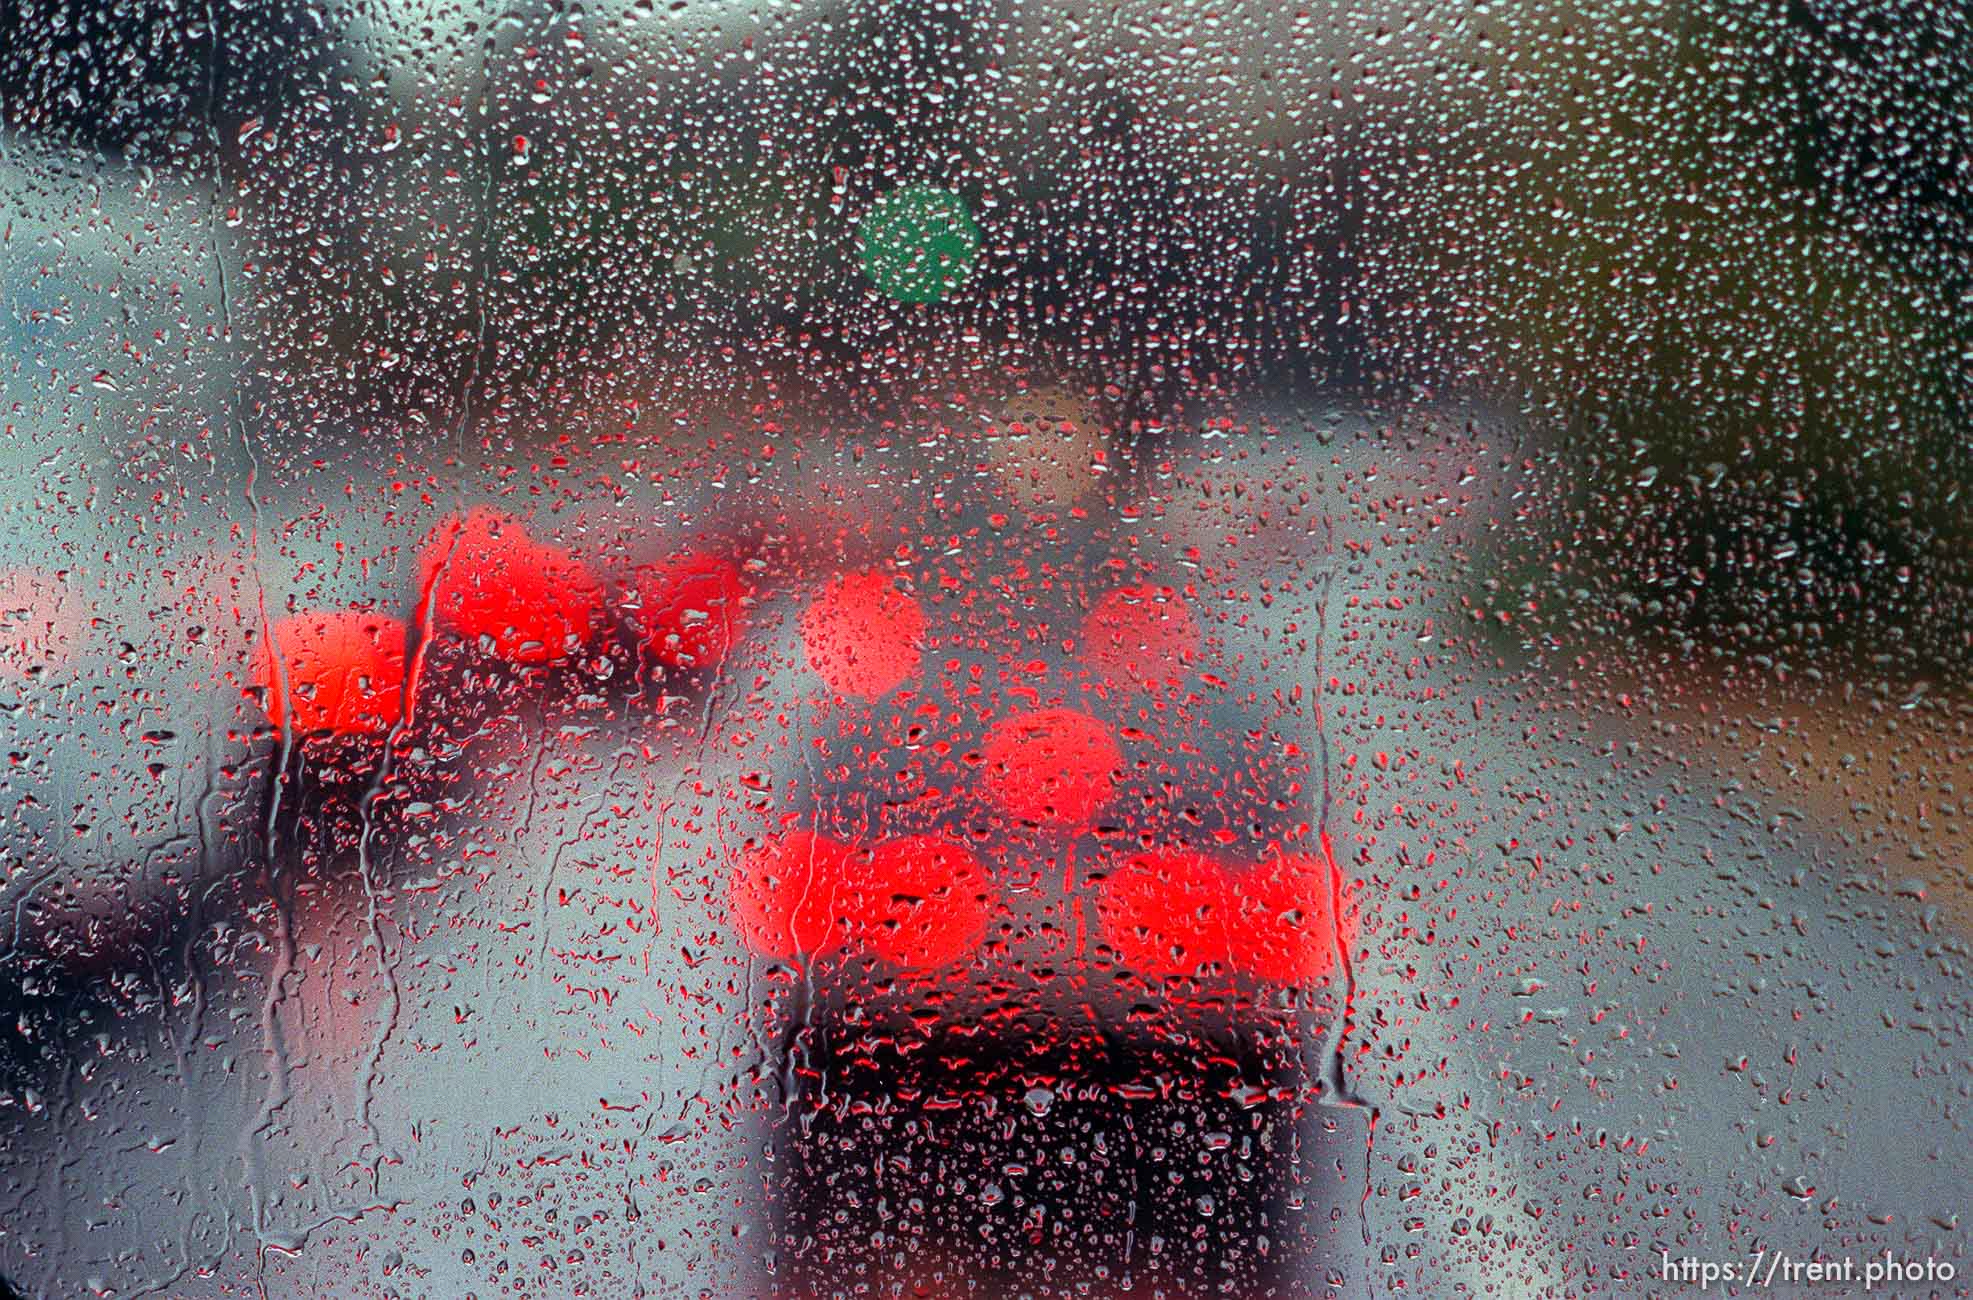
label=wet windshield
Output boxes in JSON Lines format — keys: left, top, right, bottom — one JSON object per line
{"left": 0, "top": 1, "right": 1968, "bottom": 1296}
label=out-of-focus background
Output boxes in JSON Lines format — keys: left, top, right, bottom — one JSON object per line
{"left": 0, "top": 0, "right": 1968, "bottom": 1297}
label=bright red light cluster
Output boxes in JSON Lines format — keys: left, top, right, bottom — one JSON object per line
{"left": 418, "top": 507, "right": 605, "bottom": 665}
{"left": 631, "top": 550, "right": 750, "bottom": 671}
{"left": 728, "top": 830, "right": 991, "bottom": 973}
{"left": 249, "top": 515, "right": 1343, "bottom": 987}
{"left": 979, "top": 707, "right": 1122, "bottom": 829}
{"left": 255, "top": 610, "right": 408, "bottom": 736}
{"left": 1094, "top": 842, "right": 1345, "bottom": 984}
{"left": 800, "top": 569, "right": 926, "bottom": 699}
{"left": 255, "top": 508, "right": 750, "bottom": 734}
{"left": 728, "top": 824, "right": 1345, "bottom": 986}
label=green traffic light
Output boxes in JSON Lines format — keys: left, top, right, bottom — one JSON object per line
{"left": 857, "top": 184, "right": 981, "bottom": 304}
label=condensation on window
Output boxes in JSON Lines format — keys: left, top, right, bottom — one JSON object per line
{"left": 0, "top": 1, "right": 1967, "bottom": 1297}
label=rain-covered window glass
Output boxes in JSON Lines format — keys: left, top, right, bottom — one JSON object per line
{"left": 0, "top": 1, "right": 1968, "bottom": 1296}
